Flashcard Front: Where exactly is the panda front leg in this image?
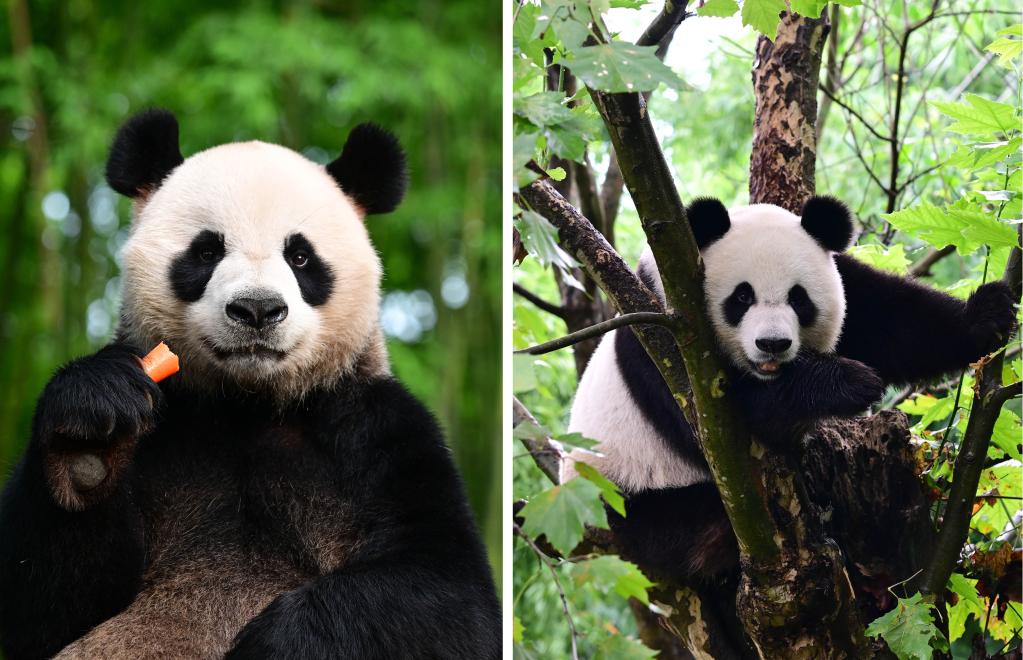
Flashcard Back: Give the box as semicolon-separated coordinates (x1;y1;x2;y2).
834;253;1017;386
0;344;155;660
225;555;502;659
732;350;885;438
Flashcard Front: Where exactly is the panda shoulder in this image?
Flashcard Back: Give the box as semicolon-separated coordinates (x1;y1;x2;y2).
320;377;451;465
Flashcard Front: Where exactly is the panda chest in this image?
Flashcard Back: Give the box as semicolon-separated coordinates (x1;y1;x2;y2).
136;421;360;577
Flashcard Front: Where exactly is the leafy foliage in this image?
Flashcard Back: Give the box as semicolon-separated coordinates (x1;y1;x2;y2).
515;1;1020;656
520;478;609;555
865;593;943;660
567;43;684;92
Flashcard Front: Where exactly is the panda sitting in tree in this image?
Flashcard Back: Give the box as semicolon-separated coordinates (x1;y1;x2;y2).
564;196;1017;583
0;110;501;660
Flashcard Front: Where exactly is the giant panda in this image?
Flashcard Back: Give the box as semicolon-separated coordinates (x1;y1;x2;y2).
0;109;501;659
564;196;1017;582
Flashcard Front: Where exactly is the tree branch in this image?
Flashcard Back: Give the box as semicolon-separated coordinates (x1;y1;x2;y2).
514;523;580;660
512;397;563;484
515;179;693;410
636;0;690;50
918;245;1022;597
886;0;940;215
818;84;892;143
909;245;956;278
513;283;568;318
515;312;674;356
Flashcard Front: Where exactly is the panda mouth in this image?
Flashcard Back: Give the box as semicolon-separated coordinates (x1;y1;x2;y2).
752;360;782;376
211;344;287;361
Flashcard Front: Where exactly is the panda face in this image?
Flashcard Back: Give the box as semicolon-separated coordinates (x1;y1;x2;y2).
120;142;383;397
108;110;407;400
700;204;847;380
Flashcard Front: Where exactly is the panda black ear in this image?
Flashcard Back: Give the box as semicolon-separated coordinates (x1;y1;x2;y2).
687;197;731;249
105;109;184;198
801;196;853;252
326;123;408;215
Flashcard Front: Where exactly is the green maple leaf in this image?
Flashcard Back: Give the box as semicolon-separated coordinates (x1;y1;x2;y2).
931;94;1018;136
573;555;654;604
741;0;786;41
568;42;683;93
519;478;608;554
865;593;942;660
698;0;740;18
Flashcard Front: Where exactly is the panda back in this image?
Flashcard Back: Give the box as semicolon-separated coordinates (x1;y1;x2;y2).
565;328;710;492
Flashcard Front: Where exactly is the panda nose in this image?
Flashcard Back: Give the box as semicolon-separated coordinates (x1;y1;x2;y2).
755;337;792;354
226;296;288;330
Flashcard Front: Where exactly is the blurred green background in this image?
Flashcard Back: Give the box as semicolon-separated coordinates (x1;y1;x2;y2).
0;1;502;576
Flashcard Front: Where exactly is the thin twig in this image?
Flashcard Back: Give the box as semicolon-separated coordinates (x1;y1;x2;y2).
819;84;892;142
513;523;580;660
513;283;568;318
513;397;563;484
515;312;674;355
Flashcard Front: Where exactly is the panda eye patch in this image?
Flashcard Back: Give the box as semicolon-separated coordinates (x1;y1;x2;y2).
787;284;818;327
284;233;335;306
169;230;225;303
723;282;755;327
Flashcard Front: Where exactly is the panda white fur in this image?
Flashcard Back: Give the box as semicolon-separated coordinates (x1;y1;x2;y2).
562;196;1016;581
0;109;500;659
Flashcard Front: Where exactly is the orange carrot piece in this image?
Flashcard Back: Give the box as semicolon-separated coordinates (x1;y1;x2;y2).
140;342;180;383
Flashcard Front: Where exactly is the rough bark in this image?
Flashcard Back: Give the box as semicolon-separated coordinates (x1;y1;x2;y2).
750;12;830;213
803;412;935;625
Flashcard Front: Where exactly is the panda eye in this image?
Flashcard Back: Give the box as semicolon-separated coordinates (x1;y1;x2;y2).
737;291;753;305
290;251;309;268
199;248;217;263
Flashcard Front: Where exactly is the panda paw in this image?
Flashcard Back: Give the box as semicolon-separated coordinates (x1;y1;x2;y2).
34;344;161;510
966;282;1017;356
831;357;884;415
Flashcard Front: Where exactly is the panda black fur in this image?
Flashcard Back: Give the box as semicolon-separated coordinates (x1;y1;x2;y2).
0;109;500;659
565;196;1017;583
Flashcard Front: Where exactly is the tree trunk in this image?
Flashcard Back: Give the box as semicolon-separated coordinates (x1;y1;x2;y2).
749;12;830;213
